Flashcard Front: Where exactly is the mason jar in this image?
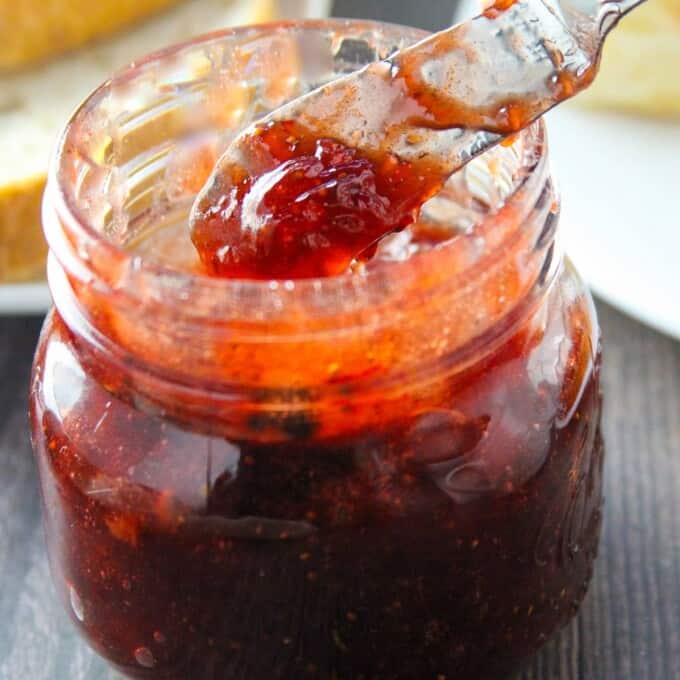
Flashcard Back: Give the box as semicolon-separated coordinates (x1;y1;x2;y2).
31;20;603;680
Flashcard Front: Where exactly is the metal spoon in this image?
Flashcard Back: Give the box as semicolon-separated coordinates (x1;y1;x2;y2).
191;0;645;250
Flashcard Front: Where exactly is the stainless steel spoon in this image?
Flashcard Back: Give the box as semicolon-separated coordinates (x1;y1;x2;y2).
192;0;646;235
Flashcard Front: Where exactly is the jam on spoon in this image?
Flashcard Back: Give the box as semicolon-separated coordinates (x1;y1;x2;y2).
190;122;443;279
190;0;646;279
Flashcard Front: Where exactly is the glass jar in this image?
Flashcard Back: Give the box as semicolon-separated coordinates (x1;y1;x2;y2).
31;20;603;680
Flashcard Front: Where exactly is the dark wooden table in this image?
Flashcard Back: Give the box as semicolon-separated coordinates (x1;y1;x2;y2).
1;2;679;679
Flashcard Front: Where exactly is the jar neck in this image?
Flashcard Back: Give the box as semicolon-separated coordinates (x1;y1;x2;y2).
44;122;560;440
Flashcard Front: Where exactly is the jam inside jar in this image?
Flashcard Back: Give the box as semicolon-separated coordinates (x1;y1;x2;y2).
31;20;603;680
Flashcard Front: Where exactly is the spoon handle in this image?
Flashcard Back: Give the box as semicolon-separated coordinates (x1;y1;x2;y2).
224;0;648;178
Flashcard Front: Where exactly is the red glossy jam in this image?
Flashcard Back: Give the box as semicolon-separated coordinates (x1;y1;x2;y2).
190;120;442;279
483;0;520;21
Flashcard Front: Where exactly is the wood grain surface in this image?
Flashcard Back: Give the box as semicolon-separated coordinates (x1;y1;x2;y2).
1;301;678;680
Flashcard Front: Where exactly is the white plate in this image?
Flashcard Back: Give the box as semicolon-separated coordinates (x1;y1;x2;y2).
547;106;680;340
0;283;51;314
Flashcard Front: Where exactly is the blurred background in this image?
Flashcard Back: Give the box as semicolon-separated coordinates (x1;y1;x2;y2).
0;1;678;679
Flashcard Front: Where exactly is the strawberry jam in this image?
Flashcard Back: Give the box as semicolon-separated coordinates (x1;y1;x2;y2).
32;20;604;680
31;278;603;679
190;121;442;279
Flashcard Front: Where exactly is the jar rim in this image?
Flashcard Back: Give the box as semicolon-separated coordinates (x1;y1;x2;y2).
45;18;549;330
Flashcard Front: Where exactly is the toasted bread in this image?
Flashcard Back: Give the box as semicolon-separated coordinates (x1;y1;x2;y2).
0;0;183;72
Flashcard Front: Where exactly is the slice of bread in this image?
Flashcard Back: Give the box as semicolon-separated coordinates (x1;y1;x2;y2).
0;0;277;282
0;0;182;72
579;0;680;117
0;175;45;282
